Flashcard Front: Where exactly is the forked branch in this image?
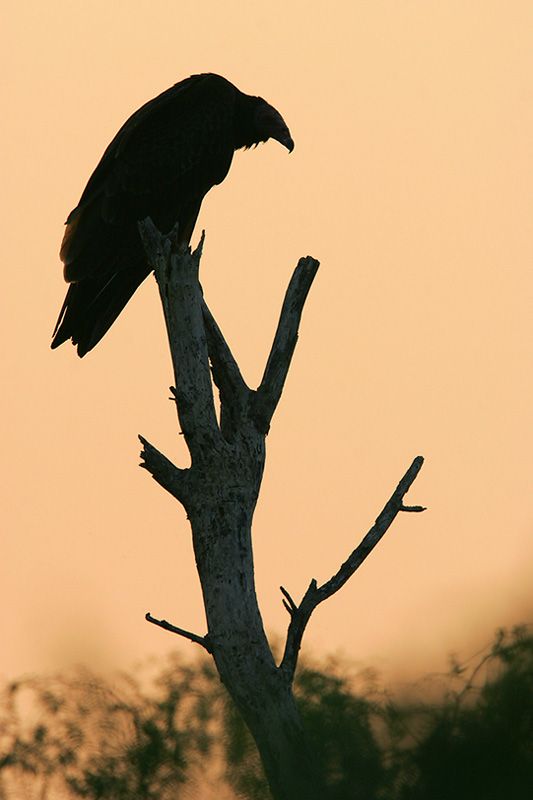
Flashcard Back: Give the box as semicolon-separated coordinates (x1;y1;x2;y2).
279;456;425;684
138;222;321;660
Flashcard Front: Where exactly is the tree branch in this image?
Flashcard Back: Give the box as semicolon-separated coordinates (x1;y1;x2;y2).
253;256;320;434
202;299;251;438
138;435;189;504
279;456;425;684
145;612;212;652
202;300;249;401
138;219;221;461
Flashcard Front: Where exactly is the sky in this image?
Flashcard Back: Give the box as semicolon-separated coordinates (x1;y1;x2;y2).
2;1;532;686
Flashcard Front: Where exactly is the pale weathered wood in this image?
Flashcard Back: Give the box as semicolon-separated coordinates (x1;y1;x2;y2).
279;455;425;684
138;219;325;799
137;218;425;799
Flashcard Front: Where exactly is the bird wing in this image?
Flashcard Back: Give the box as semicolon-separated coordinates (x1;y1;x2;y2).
61;74;237;279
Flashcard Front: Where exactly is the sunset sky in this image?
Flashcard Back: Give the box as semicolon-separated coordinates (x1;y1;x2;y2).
2;1;532;685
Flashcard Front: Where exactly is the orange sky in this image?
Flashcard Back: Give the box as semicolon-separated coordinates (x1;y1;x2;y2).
2;1;532;685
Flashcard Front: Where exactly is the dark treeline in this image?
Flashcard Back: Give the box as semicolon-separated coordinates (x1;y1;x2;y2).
1;626;532;799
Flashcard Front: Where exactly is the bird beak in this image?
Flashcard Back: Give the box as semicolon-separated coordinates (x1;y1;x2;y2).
275;131;295;153
257;101;294;152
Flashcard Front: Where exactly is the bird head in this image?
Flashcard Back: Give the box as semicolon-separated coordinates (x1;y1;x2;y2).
253;99;294;152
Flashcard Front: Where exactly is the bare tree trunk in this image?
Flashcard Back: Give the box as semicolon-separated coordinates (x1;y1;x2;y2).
185;446;325;798
138;220;425;799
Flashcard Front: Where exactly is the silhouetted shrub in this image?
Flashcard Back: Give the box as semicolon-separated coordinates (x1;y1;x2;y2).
1;627;531;799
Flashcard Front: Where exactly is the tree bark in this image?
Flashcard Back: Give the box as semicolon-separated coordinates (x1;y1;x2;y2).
138;221;325;797
137;220;425;799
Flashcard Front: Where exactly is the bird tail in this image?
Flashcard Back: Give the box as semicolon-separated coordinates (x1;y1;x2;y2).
51;263;151;357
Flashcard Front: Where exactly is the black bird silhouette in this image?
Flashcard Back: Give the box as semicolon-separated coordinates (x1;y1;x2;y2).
52;73;293;357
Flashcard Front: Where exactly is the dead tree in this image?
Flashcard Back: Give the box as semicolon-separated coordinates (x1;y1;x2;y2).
137;219;425;800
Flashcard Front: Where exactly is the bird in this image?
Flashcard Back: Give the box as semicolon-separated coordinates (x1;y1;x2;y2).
51;73;294;357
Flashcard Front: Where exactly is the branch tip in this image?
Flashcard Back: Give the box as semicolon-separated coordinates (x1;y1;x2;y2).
282;600;294;617
193;230;206;259
280;586;297;613
145;612;211;652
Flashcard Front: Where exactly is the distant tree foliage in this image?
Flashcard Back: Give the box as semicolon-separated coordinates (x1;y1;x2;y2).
1;627;531;799
391;626;533;800
0;659;221;799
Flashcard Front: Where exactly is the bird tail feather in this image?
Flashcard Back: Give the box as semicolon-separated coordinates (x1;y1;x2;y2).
51;263;151;357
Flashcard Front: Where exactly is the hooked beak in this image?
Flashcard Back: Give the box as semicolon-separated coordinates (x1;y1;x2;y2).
274;131;295;153
256;100;295;153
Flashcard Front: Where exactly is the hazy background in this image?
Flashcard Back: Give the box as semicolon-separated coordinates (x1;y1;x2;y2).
2;1;532;684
